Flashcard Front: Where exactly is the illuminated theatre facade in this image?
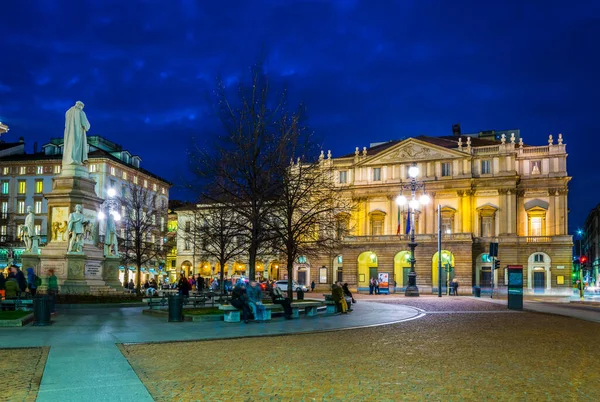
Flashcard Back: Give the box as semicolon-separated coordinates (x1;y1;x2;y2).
308;132;573;294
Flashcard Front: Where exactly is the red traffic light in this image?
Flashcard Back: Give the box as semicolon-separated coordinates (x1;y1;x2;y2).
580;256;588;264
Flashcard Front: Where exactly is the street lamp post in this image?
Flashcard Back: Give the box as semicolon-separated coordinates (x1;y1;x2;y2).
395;164;429;297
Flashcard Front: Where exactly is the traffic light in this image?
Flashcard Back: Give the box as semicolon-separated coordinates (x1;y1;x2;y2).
580;256;588;267
494;259;501;271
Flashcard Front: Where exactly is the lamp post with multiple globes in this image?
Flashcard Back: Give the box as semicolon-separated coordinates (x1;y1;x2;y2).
395;163;429;297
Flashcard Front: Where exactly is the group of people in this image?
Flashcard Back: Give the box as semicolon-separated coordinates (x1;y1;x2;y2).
332;282;355;313
0;265;58;311
230;279;294;323
369;277;381;295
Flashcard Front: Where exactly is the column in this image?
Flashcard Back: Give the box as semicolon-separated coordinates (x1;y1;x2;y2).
516;190;525;236
498;189;507;234
547;189;556;236
461;190;472;233
363;198;369;235
387;195;395;235
560;188;568;234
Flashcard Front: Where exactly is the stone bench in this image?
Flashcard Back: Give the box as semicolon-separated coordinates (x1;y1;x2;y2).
1;299;34;311
323;300;338;314
290;301;324;318
143;296;211;310
218;303;282;323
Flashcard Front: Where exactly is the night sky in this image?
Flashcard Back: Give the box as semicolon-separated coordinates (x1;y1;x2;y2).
1;0;599;233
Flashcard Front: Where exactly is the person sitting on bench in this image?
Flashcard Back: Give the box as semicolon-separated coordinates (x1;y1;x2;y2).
270;286;293;320
230;280;251;324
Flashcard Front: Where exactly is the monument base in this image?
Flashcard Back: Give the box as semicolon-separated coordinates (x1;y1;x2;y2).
103;257;123;291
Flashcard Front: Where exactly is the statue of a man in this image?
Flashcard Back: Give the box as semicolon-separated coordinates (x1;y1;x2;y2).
104;213;119;257
63;101;90;166
23;206;35;252
67;205;87;253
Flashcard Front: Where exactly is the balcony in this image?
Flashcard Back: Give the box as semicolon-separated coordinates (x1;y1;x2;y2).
343;233;473;243
475;235;572;245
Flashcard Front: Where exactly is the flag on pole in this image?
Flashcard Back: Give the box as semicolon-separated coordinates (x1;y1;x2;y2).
396;208;401;235
405;210;411;234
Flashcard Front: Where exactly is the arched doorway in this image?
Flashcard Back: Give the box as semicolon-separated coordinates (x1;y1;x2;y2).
394;251;411;289
294;256;310;286
256;261;265;280
333;255;343;283
357;251;378;292
432;251;454;293
268;261;280;280
527;252;551;293
181;260;192;278
475;253;495;290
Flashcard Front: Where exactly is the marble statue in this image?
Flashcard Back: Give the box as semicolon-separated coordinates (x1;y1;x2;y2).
22;206;36;252
104;213;119;257
63;101;90;166
67;205;88;253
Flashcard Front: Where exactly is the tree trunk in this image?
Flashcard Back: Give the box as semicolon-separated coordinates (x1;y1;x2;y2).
287;255;295;302
219;262;225;295
248;244;257;281
136;264;141;295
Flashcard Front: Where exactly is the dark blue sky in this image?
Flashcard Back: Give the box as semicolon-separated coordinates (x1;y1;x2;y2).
1;0;599;232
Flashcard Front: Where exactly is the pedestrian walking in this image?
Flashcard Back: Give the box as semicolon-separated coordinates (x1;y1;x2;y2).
178;274;190;297
0;271;5;299
26;267;41;297
310;280;315;292
47;269;59;313
374;278;380;295
451;278;459;296
369;278;375;295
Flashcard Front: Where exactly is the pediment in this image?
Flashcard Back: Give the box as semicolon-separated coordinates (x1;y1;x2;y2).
360;138;467;166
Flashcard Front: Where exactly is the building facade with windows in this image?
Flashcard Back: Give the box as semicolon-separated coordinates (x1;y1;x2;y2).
582;205;600;287
0;134;171;274
307;132;572;294
170;130;572;295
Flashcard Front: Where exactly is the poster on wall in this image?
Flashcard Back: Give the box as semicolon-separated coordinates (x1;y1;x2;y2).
378;272;390;294
319;267;327;283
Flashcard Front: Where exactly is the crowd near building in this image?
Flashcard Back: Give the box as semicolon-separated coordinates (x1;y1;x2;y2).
172;127;573;295
0;131;170;284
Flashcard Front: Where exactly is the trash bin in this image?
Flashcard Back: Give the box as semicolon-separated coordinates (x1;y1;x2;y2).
33;295;52;326
473;286;481;298
168;294;184;322
296;288;305;300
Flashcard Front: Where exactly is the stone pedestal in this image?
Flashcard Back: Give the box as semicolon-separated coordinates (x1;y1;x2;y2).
40;170;113;294
103;257;123;290
61;253;90;294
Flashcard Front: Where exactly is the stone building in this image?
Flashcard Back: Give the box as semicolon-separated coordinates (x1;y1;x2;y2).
582;205;600;287
0;134;171;279
304;131;573;295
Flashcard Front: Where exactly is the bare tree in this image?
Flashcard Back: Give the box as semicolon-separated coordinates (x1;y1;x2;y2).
189;63;299;280
270;153;355;300
185;203;248;293
119;182;168;293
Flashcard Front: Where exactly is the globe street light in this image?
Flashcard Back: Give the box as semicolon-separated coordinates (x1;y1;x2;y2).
396;163;429;297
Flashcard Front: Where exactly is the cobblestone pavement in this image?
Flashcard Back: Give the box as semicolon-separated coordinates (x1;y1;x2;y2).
0;347;49;402
120;299;600;401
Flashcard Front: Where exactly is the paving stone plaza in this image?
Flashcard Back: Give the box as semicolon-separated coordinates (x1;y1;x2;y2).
2;296;600;401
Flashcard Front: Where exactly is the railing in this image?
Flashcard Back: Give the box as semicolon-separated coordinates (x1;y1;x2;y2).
475;235;572;244
345;234;572;244
520;146;550;155
343;233;473;243
472;145;500;155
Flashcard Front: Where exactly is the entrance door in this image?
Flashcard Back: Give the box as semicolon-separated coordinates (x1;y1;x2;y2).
337;268;343;283
403;268;411;288
297;271;307;286
369;267;378;283
533;271;545;293
481;269;492;290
